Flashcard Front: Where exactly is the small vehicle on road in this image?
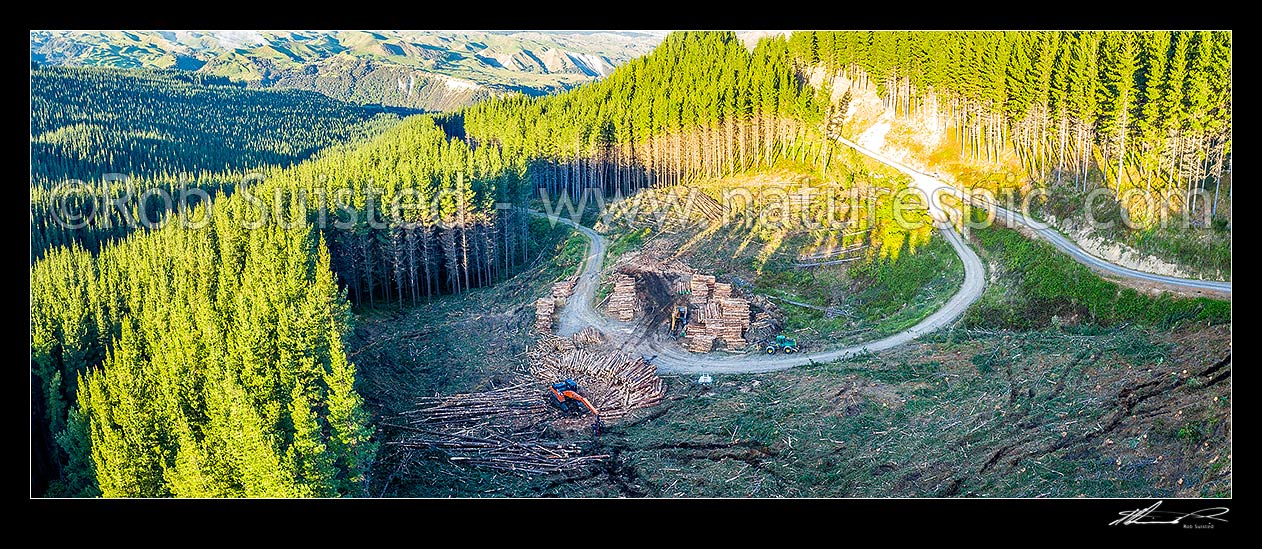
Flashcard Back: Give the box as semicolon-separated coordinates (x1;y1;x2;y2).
764;334;800;354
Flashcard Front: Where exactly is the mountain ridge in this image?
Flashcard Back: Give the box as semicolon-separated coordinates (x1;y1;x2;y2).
30;30;665;111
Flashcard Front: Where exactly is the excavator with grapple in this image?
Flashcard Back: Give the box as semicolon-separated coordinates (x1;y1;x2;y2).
548;379;603;435
669;302;690;339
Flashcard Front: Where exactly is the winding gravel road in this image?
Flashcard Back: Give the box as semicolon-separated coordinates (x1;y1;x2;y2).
832;135;1232;296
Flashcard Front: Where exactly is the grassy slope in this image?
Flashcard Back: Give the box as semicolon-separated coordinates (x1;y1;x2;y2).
752;235;962;347
962;216;1230;330
1036;190;1231;282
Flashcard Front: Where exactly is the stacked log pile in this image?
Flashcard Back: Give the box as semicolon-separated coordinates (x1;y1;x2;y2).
672;279;691;295
716;298;751;348
689;274;716;306
535;298;556;332
678;274;753;353
606;273;639;321
528;336;666;421
700;302;723;323
534;276;581;333
685;324;716;353
552;276;578;301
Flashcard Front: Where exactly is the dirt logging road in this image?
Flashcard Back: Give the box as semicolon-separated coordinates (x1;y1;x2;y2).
531;209;985;375
831;134;1232;297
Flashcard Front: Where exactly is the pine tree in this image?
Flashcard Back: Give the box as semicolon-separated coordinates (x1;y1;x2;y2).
1097;32;1138;196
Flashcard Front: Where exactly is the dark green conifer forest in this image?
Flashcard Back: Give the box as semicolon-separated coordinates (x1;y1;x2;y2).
784;31;1231;215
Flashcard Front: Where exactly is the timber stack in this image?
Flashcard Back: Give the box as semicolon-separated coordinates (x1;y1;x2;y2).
684;324;716;353
607;273;639;321
717;298;751;348
534;297;556;332
551;275;578;302
689;274;717;306
678;274;753;353
700;301;723;323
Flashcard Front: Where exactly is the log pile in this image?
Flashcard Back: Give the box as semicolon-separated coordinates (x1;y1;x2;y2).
535;333;577;354
693;191;726;220
607;273;639;321
723;298;752;330
686;330;716;353
528;336;666;420
571;326;603;347
534;297;556;332
390;383;607;475
716;298;751;348
390;326;667;477
552;276;578;301
672;279;691;295
677;277;753;352
700;301;723;323
748;311;783;342
400;383;549;431
689;274;716;306
749;294;784;319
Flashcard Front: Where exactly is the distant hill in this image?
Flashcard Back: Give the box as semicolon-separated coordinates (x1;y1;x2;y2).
30;66;398;184
30;31;665;111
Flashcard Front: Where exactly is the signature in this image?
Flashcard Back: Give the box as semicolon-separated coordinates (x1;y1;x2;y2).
1111;501;1229;526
